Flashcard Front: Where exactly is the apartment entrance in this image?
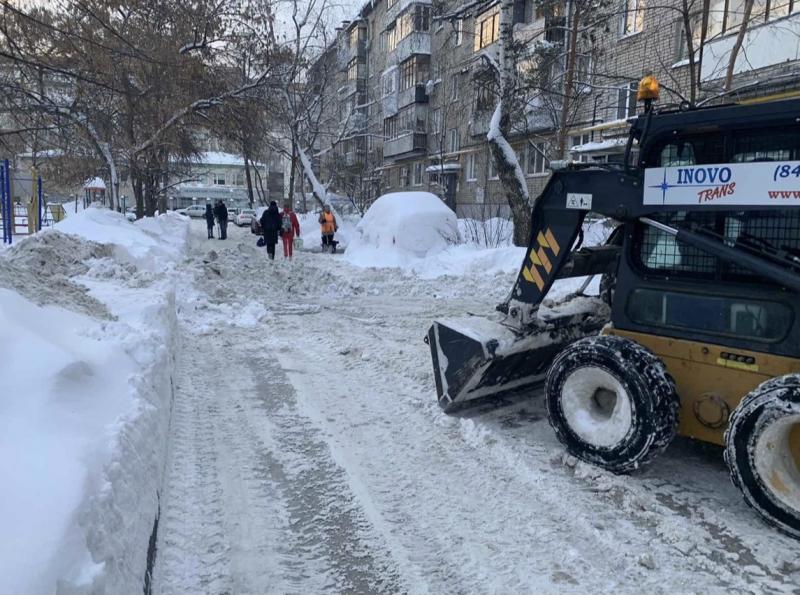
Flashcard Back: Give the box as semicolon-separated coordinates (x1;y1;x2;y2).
442;173;457;211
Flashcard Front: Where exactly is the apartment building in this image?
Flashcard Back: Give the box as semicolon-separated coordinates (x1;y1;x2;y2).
313;0;800;217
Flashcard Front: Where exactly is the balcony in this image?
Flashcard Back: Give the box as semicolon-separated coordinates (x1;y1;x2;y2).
346;38;367;62
397;84;428;108
382;91;399;118
345;150;366;167
389;31;430;66
700;14;800;81
339;77;366;98
470;110;492;136
385;0;431;27
383;132;427;157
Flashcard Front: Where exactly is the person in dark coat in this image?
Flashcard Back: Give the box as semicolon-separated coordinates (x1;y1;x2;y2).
214;200;228;240
204;203;215;239
259;201;281;260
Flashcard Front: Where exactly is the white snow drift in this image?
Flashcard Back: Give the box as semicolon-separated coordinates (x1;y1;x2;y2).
345;192;459;268
0;207;189;593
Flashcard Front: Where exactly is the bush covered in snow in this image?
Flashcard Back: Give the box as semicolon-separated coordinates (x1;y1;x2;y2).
344;191;459;268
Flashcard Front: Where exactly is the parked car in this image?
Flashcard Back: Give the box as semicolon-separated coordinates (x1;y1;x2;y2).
125;207;136;222
176;205;207;218
235;209;256;226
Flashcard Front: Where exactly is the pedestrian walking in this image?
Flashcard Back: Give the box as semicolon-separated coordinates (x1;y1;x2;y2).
280;201;300;259
259;201;281;260
318;204;338;253
204;203;214;239
214;200;229;240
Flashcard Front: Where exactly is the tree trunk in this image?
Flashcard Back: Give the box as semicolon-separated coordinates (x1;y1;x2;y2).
557;1;582;158
681;0;697;104
724;0;754;91
486;0;532;247
243;155;255;208
288;141;297;206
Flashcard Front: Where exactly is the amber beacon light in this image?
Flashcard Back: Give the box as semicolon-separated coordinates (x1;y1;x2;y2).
637;72;660;112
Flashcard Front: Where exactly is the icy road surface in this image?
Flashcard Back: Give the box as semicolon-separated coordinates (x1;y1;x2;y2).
153;221;800;593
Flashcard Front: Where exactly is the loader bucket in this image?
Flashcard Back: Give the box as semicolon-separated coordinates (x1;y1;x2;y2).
427;297;609;412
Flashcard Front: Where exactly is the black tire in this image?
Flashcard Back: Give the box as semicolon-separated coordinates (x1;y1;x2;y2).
546;335;679;474
724;374;800;539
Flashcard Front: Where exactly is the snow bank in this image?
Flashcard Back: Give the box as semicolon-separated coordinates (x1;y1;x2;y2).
0;207;188;593
55;207;189;272
344;192;459;268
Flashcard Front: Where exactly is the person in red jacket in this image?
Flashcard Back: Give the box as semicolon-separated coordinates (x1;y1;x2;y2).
279;201;301;259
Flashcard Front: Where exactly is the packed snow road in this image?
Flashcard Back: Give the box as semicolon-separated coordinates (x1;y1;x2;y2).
154;221;799;594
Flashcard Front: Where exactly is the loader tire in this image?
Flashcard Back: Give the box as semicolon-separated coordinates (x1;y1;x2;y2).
546;335;679;474
725;374;800;539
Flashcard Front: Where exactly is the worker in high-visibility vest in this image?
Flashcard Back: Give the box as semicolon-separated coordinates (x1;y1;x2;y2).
318;204;338;253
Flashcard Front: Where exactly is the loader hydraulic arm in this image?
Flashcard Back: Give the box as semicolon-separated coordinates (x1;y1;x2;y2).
501;168;641;325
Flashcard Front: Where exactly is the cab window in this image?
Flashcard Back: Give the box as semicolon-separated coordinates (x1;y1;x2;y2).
627;289;792;342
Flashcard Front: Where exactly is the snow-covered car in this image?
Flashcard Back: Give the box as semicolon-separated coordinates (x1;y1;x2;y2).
176;205;207;218
235;209;256;226
125;208;136;222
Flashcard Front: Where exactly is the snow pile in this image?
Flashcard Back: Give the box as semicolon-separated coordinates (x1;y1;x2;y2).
344;192;459;268
0;207;189;593
56;207;189;271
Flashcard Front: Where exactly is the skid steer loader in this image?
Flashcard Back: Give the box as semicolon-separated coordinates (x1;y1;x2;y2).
427;96;800;538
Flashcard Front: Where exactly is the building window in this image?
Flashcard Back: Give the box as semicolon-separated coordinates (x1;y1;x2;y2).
467;153;477;181
388;5;431;51
622;0;646;35
380;31;387;52
235;170;246;186
214;173;226;185
488;155;497;179
448;128;460;153
398;56;430;91
455;19;463;45
450;73;459;100
474;7;500;51
616;82;637;119
413;162;423;185
475;80;495;111
431;108;442;133
526;142;547;175
382;68;397;96
347;58;359;81
576;53;592;89
400;166;410;186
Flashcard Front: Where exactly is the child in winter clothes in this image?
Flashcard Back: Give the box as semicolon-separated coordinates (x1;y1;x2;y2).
280;202;301;258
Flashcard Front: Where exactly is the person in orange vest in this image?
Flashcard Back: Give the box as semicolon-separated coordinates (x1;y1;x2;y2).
280;201;301;259
318;204;338;253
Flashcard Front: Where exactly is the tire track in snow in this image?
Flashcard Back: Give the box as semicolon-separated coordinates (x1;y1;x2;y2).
154;232;405;594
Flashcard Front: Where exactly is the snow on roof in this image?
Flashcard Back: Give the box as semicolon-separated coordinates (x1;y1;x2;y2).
17;149;64;159
425;162;461;173
84;177;106;190
569;138;627;153
193;151;264;167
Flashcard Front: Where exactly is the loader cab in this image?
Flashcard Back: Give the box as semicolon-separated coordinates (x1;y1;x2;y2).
607;103;800;446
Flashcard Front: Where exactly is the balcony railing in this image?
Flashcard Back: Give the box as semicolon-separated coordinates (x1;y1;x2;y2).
389;31;430;66
397;84;428;108
383;132;427;157
346;39;367;62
